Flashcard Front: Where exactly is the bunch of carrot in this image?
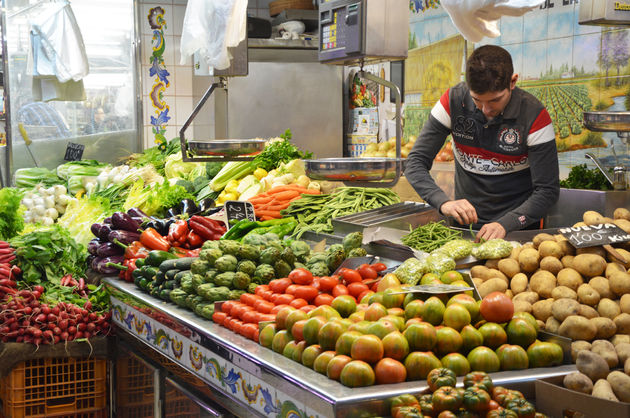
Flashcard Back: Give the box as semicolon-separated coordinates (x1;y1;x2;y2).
248;185;320;220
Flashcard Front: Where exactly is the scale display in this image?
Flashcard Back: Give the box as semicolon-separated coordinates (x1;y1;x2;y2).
319;1;363;62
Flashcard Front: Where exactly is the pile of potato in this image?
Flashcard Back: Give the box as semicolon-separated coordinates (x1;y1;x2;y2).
470;207;630;342
563;339;630;402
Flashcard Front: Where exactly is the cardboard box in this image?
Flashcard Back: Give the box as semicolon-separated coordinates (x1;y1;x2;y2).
349;108;379;135
535;375;630;418
346;144;368;158
347;134;378;145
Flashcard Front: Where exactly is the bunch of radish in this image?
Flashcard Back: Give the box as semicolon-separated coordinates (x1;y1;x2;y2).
0;241;20;300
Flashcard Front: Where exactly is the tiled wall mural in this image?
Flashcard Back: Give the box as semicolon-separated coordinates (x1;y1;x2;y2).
406;0;630;178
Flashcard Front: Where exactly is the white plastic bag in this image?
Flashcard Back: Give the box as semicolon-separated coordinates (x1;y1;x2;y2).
441;0;544;42
180;0;247;70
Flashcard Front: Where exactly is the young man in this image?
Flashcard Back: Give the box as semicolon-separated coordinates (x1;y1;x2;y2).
406;45;559;241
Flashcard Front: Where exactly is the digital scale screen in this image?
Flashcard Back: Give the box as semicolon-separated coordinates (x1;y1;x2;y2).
319;1;363;62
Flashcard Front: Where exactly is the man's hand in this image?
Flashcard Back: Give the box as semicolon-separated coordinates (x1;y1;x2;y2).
440;199;478;225
476;222;506;242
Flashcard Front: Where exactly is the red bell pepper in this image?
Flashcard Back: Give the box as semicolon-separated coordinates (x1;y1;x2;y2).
168;219;189;244
140;227;171;252
124;240;149;259
186;230;203;248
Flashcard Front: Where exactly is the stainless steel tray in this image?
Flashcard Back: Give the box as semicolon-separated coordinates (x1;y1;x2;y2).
304;157;405;181
332;201;438;234
188;139;266;157
584;111;630;132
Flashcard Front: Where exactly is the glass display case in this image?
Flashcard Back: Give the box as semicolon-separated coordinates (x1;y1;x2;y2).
0;0;141;185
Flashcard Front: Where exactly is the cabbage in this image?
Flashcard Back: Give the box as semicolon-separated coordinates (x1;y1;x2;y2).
164;153;205;180
57;196;112;246
14;168;63;188
56;160;108;180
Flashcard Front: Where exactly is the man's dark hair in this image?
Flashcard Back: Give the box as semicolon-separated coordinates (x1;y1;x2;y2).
465;45;513;93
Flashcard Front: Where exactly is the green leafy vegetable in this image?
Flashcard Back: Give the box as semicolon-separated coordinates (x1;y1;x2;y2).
0;188;24;240
127;137;181;176
560;164;612;190
14;167;63;188
57;195;113;246
252;130;313;172
123;179;194;216
9;225;87;285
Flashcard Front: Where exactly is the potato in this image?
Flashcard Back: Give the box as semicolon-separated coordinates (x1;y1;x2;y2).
591;339;619;368
529;270;557;298
577;284;600;306
538;240;564;259
608;248;630;268
592;318;618;340
504;289;514;299
470;265;496;282
485;259;499;270
498;258;520;279
478;278;508;298
556;238;576;257
579;304;599;319
602;217;616;224
614;207;630;221
513;291;539;305
557;268;584;291
626;358;630;375
592;379;619;401
522;242;535;250
561;255;575;269
546;316;560;334
589;276;614;299
598;298;622;319
607;371;630;402
540;256;564;275
518;248;540;273
621;294;630;314
609;271;630;297
576;350;610;381
571;340;592;362
532;298;554;322
612;334;630;346
614;313;630;334
573;221;587;227
573;254;607;277
613;219;630;234
533;233;556;248
605;262;627;278
509;246;522;260
559;315;597;341
615;342;630;365
510;273;528;295
552;298;581;322
513;300;532;314
576;246;607;258
536;319;545;330
563;372;594;394
552;285;578;300
472;277;484;288
584;210;605;226
487;269;509;285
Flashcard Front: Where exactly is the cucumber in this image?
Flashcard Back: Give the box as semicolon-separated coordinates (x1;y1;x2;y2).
165;269;180;280
163;280;177;290
174;257;196;271
154;271;166;285
175;270;192;281
159;258;180;272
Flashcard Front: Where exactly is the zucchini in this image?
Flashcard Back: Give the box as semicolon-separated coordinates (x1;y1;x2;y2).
165;269;180;280
163;280;177;290
174;257;197;271
159;258;180;272
154;271;166;285
175;270;192;281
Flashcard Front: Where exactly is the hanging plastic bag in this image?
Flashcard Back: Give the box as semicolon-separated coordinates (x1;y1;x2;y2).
180;0;247;70
441;0;544;42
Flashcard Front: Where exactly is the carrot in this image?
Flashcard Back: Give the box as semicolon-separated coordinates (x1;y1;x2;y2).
248;195;273;204
255;209;282;218
264;204;291;211
268;190;300;201
265;185;303;193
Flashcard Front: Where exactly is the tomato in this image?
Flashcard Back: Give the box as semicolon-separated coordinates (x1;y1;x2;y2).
241;310;259;324
371;262;387;272
240;293;259;307
381;331;410;361
269;278;292;294
358;290;373;304
254;285;269;296
327;354;353;381
269;293;282;305
231;304;250;319
212;311;227;325
311;277;321;290
271;304;290;315
427;367;457;392
479;292;514;323
259;314;276;322
374;357;407;384
462;386;491;413
291;319;308;342
404;351;442;381
347;282;369;298
299;304;316;314
314;293;334;306
339;360;375;387
294;285;319;302
221;300;236;315
258;323;276;348
487;409;518;418
232;320;244;335
463;371;494;392
526;341;563;368
241;323;258;340
496;344;529;371
357;264;378;280
275;294;295;306
505;398;536;418
431;386;463;413
332;284;350;297
289;268;313;285
505;318;537;348
285;285;299;295
339;268;362;284
254;300;275;314
289;298;308;309
259;290;274;301
319;276;339;292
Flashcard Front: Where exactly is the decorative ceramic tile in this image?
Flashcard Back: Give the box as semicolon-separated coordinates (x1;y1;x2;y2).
146;6;171;149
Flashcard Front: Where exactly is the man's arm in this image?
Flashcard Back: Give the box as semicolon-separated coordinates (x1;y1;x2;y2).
406;92;453;211
496;109;560;232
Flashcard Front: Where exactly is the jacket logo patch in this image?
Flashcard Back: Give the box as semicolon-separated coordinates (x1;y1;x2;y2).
498;127;522;152
453;116;475;141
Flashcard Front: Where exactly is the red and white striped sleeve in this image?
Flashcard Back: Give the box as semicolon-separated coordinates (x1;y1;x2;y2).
527;108;555;146
430;89;452;129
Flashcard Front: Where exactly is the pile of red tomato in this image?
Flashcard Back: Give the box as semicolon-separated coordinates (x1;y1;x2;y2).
211;263;387;341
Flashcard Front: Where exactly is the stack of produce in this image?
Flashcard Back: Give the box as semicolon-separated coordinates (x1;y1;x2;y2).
282;187;401;238
21;184;71;226
248;185;321;220
469;207;630;343
387;369;543;417
401;220;464;253
221;217;297;241
359;136;416;159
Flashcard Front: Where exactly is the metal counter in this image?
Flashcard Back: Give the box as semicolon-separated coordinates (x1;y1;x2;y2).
106;279;576;418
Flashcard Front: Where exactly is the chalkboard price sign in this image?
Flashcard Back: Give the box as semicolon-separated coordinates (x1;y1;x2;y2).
64;142;85;161
558;223;630;248
224;200;256;228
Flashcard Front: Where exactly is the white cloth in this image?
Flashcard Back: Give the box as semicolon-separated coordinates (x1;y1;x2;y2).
180;0;247;70
29;0;89;83
441;0;544;42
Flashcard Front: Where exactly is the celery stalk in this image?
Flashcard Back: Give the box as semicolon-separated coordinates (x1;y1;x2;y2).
209;161;254;192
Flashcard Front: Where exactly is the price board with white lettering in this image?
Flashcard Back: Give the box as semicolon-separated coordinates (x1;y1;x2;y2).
224;200;256;228
63;142;85;161
558;223;630;248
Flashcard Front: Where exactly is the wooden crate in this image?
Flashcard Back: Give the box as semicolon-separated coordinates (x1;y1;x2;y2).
269;0;315;16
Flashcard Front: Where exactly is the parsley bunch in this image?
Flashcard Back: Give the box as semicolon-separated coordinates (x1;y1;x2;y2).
0;188;24;241
253;129;313;172
559;164;613;190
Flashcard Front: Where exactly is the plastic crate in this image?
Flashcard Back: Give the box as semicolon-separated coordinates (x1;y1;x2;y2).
115;403;154;418
165;383;200;418
0;357;107;418
115;355;154;407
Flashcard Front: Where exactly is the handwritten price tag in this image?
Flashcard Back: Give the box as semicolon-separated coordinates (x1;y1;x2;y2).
558;223;630;248
63;142;84;161
224;201;256;228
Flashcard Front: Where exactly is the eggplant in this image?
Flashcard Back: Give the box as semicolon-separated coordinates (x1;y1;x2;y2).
145;217;175;236
108;230;141;245
127;207;149;219
91;255;124;275
87;239;102;255
166;207;180;218
179;199;198;216
96;241;124;257
91;223;104;238
103;216;112;224
98;224;113;241
112;212;141;232
197;198;216;213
